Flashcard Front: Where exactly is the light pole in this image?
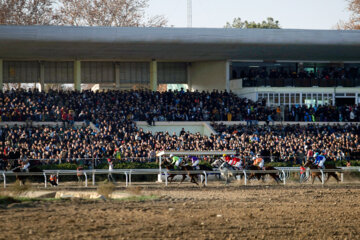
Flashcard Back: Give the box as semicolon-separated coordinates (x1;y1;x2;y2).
187;0;192;28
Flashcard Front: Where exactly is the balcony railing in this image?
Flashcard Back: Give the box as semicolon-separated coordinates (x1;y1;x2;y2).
241;78;360;88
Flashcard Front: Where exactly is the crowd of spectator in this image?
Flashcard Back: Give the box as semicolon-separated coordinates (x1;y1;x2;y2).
1;89;360;123
0;89;360;169
237;66;360;81
0;121;359;169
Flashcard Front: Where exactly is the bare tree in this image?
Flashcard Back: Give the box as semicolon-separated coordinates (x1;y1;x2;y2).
0;0;56;25
56;0;167;27
337;0;360;29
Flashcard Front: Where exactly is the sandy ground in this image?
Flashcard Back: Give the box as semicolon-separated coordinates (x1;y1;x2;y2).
0;181;359;240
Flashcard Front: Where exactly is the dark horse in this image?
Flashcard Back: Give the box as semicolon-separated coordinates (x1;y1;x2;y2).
162;160;199;185
246;165;281;184
7;160;43;185
303;160;340;184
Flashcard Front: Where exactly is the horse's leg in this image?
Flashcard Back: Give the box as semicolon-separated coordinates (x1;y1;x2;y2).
311;174;316;184
271;174;280;184
325;173;331;183
317;174;322;183
192;175;199;185
179;174;186;184
330;173;340;183
168;174;175;184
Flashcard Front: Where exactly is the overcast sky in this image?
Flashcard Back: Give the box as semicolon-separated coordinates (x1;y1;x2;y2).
147;0;350;29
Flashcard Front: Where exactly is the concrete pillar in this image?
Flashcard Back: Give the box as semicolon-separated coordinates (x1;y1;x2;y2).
149;60;158;91
39;62;45;92
74;60;81;91
0;59;3;92
115;63;121;89
187;63;192;91
226;61;230;92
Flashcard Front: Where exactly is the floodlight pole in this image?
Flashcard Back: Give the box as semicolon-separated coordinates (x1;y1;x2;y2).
187;0;192;28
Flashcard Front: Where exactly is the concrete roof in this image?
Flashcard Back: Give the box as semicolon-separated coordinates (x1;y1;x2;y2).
1;25;360;61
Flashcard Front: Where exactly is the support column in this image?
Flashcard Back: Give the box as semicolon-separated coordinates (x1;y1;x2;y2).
39;62;45;92
115;63;121;89
225;60;230;92
0;59;3;92
74;60;81;91
187;63;192;91
149;60;158;91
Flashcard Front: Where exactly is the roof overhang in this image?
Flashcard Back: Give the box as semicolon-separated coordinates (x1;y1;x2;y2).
1;26;360;61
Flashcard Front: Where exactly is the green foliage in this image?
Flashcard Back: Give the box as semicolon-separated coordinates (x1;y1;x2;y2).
225;17;281;29
40;163;80;170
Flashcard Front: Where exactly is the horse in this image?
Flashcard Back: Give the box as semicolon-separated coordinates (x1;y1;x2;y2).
303;160;340;184
162;160;199;185
246;165;281;184
211;159;243;184
7;160;43;185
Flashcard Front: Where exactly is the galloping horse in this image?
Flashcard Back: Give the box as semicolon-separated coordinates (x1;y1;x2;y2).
7;160;43;185
303;160;340;184
211;159;243;184
246;165;281;184
162;160;199;185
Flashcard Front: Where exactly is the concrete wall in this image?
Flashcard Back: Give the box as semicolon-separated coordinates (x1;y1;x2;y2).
189;61;228;91
136;122;216;136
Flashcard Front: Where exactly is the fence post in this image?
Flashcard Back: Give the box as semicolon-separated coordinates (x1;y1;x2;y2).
43;172;47;188
165;171;168;186
243;170;247;185
56;171;59;185
320;169;324;185
92;170;95;186
341;172;344;182
124;172;128;187
282;170;286;185
129;170;132;186
200;174;204;184
203;171;207;186
84;172;88;187
3;172;6;188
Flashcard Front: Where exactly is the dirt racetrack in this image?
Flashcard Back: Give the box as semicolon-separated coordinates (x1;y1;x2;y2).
0;183;360;240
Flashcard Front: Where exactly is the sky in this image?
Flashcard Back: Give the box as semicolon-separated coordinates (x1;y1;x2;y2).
147;0;351;29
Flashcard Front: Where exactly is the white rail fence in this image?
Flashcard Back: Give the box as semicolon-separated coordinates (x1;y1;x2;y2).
1;167;360;188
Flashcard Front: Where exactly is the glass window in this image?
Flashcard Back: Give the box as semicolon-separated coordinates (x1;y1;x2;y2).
269;93;274;105
296;93;300;104
274;94;279;105
280;93;284;105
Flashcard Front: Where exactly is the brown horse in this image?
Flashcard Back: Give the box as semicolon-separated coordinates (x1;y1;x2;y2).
303;160;340;184
7;160;43;185
247;165;281;184
162;160;199;185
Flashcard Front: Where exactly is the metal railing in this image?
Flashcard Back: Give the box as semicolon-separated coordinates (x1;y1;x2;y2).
1;167;359;188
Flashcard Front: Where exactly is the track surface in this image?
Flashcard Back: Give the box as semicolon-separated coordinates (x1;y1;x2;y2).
0;182;360;240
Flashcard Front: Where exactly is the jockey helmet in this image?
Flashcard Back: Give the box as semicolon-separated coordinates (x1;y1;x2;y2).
223;154;227;157
170;154;173;158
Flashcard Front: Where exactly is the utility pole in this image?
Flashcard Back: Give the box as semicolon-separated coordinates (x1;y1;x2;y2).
187;0;192;28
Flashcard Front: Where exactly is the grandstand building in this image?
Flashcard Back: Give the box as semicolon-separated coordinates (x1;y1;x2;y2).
1;26;360;106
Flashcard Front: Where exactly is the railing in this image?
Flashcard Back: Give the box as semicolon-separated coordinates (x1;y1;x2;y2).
242;77;360;88
1;167;359;188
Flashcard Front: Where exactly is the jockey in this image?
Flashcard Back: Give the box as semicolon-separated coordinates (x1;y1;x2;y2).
223;154;231;163
231;156;243;169
21;160;31;172
313;152;326;169
170;154;182;169
190;156;200;170
253;154;265;169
